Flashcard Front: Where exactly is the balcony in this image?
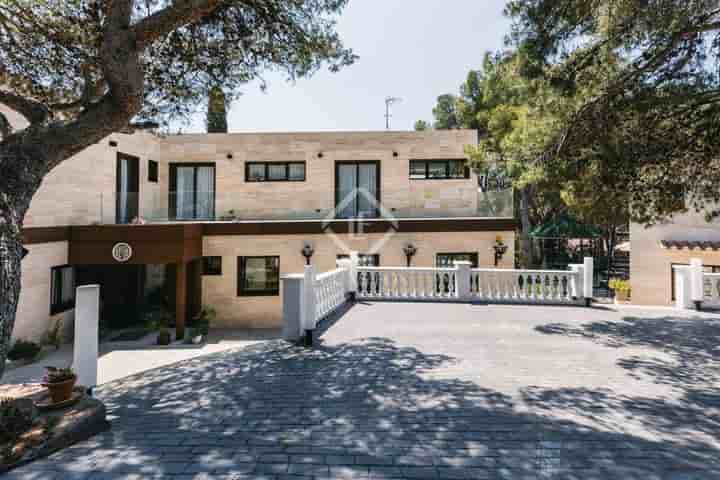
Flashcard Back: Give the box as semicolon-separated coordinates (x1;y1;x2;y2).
98;188;514;225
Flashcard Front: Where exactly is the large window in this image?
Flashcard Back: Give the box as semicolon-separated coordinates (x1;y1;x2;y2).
169;163;216;220
238;256;280;296
410;159;469;180
50;265;75;315
436;253;479;268
335;161;380;218
245;162;306;182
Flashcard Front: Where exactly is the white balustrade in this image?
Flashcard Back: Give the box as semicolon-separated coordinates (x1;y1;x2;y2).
313;267;350;324
471;268;580;304
356;267;460;300
703;273;720;307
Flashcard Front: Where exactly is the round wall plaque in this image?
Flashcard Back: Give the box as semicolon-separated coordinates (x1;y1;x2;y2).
111;242;133;263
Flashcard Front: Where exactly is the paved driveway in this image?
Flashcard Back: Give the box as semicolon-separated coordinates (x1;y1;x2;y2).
8;303;720;479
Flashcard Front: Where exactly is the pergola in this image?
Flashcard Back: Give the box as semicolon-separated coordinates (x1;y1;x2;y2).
529;214;601;269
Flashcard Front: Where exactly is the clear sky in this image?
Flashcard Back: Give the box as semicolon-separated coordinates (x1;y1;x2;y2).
177;0;511;133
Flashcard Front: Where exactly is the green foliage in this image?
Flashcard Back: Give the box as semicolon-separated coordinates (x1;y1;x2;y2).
43;366;75;383
413;120;429;131
206;86;228;134
505;0;720;223
7;340;41;362
191;307;216;336
0;398;34;446
609;278;631;292
432;94;460;129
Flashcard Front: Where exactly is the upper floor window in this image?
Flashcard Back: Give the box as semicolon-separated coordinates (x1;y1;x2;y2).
169;163;216;220
50;265;75;315
410;159;469;180
245;162;306;182
148;160;159;183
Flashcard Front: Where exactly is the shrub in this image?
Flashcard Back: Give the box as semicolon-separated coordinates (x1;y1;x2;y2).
43;366;75;383
7;340;41;361
609;278;631;292
0;398;34;445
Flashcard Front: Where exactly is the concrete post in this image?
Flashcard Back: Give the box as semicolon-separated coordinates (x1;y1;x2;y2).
674;265;693;310
583;257;594;306
690;258;704;310
348;251;359;296
569;265;582;299
281;274;304;341
301;265;316;346
74;285;100;392
455;261;472;300
336;258;353;298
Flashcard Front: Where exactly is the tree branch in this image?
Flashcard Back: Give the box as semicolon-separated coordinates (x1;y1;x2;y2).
132;0;230;49
0;111;10;138
0;90;49;124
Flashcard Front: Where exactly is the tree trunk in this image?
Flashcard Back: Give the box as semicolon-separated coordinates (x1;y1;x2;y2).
519;188;533;268
0;219;24;379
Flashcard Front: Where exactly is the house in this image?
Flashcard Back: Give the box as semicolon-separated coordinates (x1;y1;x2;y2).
7;109;516;342
630;211;720;305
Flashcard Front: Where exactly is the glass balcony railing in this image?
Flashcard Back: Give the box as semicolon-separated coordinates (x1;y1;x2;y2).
92;188;514;225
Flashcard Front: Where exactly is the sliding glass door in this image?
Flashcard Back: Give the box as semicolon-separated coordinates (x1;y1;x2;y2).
116;153;139;224
335;161;380;218
170;163;215;220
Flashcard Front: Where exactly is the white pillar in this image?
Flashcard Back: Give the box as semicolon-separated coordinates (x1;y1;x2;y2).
568;265;582;299
690;258;704;308
455;261;472;300
583;257;594;306
348;251;359;295
73;284;100;391
281;274;304;341
674;265;693;310
301;264;317;331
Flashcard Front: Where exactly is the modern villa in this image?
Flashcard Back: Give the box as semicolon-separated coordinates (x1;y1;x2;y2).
7;104;516;342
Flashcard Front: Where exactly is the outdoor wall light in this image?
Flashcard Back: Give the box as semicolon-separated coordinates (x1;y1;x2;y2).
301;243;315;265
393;151;399;157
403;243;417;267
317;152;324;158
108;140;118;147
226;153;233;159
493;235;508;267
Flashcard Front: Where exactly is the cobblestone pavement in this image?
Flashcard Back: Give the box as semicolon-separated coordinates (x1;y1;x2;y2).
8;303;720;479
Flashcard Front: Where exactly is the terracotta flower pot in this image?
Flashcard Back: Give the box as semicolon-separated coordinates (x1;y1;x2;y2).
614;289;630;302
43;376;77;403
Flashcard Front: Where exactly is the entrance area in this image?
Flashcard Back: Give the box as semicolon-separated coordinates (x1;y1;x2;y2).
75;261;202;335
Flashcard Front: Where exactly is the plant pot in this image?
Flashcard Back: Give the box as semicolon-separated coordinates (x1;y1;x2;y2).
192;335;203;345
43;376;77;404
614;290;630;302
157;330;172;345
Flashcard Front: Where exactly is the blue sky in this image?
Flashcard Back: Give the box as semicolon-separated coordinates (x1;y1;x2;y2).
178;0;510;133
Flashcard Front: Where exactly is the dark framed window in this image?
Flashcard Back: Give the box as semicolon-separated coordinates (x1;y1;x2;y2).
671;262;720;300
409;159;470;180
169;163;216;220
436;253;479;268
148;160;159;183
335;161;381;218
202;257;222;276
245;162;306;182
238;256;280;296
50;265;75;315
337;254;380;267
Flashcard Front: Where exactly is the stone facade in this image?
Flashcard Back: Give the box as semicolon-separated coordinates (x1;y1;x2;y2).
203;230;515;328
631;211;720;306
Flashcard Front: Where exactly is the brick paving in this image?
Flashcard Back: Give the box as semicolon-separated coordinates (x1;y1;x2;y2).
7;303;720;479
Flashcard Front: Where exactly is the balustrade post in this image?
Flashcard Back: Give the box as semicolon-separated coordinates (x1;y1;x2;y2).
348;251;359;298
583;257;594;307
569;265;582;300
455;261;472;300
690;258;704;310
301;264;316;347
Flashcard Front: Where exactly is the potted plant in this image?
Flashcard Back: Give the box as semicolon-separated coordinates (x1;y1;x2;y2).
156;311;173;345
609;278;631;303
42;366;77;403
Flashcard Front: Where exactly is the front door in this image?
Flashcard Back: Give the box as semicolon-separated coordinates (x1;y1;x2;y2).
116;153;139;224
335;161;380;218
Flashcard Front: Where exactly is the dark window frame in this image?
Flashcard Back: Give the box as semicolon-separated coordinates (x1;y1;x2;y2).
237;256;281;297
50;265;75;315
168;162;216;220
244;161;306;182
202;256;222;276
436;252;479;268
148;160;159;183
334;160;381;219
409;159;470;180
337;253;380;267
116;152;140;224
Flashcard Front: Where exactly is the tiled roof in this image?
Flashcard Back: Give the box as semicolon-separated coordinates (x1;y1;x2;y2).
660;240;720;251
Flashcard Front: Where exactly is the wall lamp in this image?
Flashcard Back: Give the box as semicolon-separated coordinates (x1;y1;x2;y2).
403;243;417;267
317;152;324;159
108;140;118;148
226;153;233;160
301;243;315;265
493;235;508;267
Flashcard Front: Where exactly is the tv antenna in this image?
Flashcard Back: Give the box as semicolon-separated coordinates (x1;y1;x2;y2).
385;96;402;130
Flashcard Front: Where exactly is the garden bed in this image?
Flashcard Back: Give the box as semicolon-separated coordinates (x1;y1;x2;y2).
0;384;109;474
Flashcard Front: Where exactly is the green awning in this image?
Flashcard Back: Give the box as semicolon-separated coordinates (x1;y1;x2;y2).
529;214;601;239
